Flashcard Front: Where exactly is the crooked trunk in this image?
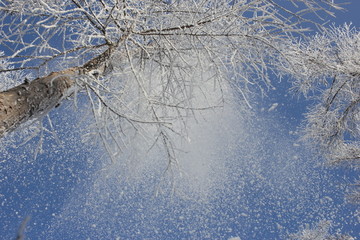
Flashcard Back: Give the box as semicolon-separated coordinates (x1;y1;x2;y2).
0;68;78;138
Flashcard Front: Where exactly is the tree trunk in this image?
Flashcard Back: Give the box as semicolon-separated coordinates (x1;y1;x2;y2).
0;46;113;138
0;68;78;138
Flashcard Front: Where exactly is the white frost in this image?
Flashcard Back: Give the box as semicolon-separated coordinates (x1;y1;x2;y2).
268;103;279;112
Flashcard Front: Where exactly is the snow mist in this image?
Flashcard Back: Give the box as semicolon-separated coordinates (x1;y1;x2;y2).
0;80;357;239
47;95;356;239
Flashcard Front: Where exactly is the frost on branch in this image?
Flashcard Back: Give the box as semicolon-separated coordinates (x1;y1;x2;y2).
277;24;360;205
279;25;360;166
288;220;354;240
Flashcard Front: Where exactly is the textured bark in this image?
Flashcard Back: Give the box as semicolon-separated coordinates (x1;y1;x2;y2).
0;68;78;137
0;46;112;138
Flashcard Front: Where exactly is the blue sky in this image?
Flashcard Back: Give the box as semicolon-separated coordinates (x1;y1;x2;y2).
1;1;360;240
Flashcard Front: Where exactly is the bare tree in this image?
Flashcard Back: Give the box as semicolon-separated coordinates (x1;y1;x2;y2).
0;0;341;163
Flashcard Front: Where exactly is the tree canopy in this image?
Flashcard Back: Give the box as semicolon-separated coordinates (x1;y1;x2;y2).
0;0;344;163
0;0;359;239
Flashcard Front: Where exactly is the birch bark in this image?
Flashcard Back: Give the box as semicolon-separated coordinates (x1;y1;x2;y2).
0;68;77;137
